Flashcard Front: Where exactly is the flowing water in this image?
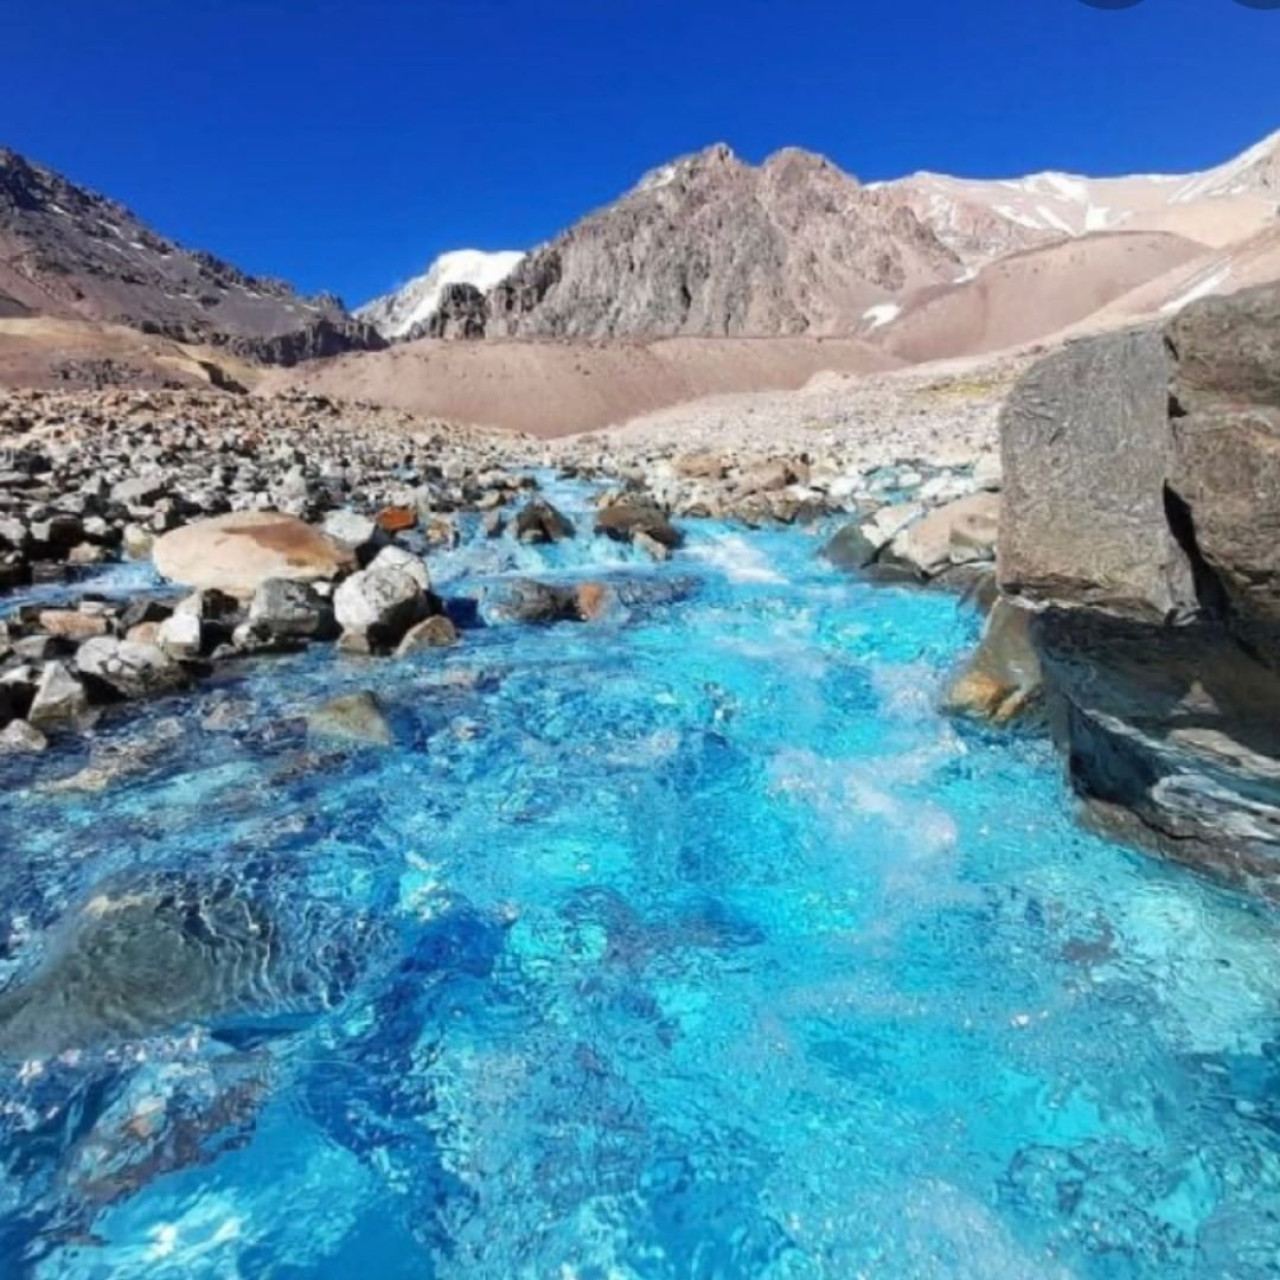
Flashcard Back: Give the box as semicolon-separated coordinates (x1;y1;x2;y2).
1;481;1279;1278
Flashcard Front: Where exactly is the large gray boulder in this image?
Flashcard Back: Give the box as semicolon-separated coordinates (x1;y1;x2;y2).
993;285;1280;887
333;558;429;649
999;326;1196;622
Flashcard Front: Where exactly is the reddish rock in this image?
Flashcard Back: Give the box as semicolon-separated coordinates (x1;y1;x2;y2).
376;506;418;534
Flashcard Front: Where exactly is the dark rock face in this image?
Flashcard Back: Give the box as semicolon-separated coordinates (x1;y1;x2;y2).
421;283;489;340
1166;286;1280;665
997;282;1280;887
1000;327;1195;622
0;148;382;365
221;317;386;367
1035;610;1280;888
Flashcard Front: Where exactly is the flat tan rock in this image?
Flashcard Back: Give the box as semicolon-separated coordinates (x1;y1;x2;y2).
153;511;355;597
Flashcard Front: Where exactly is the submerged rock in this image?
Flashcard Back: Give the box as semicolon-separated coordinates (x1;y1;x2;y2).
306;690;394;747
395;615;460;655
0;875;338;1058
483;578;583;625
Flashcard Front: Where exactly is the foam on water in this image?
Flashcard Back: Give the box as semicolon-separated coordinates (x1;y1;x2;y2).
0;491;1278;1277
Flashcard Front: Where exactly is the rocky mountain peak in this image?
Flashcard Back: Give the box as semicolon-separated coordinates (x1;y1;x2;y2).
0;146;383;366
482;143;957;340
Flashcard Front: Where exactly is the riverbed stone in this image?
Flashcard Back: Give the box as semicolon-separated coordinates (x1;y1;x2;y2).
153;510;355;597
0;720;47;754
75;636;188;700
155;610;203;661
943;599;1042;725
27;661;92;731
822;520;879;572
595;499;682;549
515;498;575;544
884;491;1000;577
333;560;429;649
247;578;336;641
36;609;110;642
394;615;459;655
306;690;394;747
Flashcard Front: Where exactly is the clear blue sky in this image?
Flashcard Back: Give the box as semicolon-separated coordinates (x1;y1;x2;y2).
7;0;1279;307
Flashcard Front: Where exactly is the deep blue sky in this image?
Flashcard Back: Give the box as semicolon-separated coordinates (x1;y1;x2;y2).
7;0;1279;306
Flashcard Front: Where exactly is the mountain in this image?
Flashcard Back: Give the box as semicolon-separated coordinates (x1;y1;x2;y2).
357;249;524;339
372;131;1277;349
0;147;384;365
873;230;1207;362
485;144;963;339
884;129;1280;266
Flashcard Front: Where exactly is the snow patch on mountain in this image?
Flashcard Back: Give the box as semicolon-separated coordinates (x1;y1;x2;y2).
358;249;525;339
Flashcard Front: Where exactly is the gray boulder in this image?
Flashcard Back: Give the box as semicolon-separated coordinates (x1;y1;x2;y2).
155;609;203;661
0;720;47;754
75;637;188;700
515;499;575;544
27;661;91;731
333;561;429;649
322;509;386;563
594;499;683;549
883;492;1000;578
1166;282;1280;663
1036;609;1280;888
248;578;336;641
822;520;879;572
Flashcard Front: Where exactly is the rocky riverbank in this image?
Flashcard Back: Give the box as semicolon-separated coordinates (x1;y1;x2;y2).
0;382;1005;762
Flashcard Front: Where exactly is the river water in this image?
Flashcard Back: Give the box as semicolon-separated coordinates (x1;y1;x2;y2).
1;481;1278;1277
